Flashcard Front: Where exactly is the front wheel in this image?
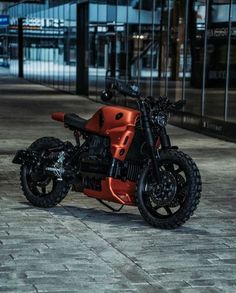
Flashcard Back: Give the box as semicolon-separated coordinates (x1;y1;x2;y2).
135;149;202;229
20;137;70;208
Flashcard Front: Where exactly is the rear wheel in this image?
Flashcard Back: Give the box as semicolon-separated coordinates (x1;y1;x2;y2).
20;137;70;208
136;149;201;229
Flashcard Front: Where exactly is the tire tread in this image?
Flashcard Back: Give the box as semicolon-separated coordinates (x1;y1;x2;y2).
20;137;70;208
135;149;202;229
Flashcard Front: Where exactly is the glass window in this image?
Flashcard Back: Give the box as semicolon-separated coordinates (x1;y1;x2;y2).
63;3;70;92
58;3;65;91
184;0;207;116
204;0;231;120
9;10;19;76
6;0;236;132
228;4;236;123
152;0;170;97
40;5;47;86
89;0;108;100
167;0;186;103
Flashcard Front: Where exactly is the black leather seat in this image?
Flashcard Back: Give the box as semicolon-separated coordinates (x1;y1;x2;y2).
64;113;87;130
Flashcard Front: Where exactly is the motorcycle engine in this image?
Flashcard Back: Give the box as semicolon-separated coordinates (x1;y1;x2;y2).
73;135;111;191
80;135;111;173
73;134;143;192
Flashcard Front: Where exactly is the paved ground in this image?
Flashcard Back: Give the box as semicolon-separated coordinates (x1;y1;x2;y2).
0;67;236;293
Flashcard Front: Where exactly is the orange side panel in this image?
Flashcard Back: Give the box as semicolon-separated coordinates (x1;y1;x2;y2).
84;177;136;205
51;112;65;122
85;106;140;161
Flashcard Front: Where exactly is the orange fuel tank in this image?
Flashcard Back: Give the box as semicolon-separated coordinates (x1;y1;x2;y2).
85;106;140;161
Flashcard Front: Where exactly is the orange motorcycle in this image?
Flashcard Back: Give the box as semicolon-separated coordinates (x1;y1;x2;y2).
13;79;201;228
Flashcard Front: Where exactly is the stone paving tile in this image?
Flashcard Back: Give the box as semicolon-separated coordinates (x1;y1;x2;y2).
0;285;36;293
168;288;224;293
0;68;236;292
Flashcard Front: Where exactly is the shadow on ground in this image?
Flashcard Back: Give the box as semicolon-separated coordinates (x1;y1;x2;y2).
14;201;209;235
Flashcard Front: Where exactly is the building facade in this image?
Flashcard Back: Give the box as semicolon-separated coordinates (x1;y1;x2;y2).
2;0;236;141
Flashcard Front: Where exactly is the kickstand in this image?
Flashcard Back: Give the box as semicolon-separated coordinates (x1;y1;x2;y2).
97;199;124;212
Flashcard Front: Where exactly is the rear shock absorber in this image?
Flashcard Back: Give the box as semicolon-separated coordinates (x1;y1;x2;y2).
46;152;65;180
74;130;81;146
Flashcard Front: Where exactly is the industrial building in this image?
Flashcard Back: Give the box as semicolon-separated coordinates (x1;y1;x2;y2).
0;0;236;140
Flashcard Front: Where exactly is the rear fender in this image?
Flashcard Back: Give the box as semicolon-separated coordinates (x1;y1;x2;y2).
12;150;39;165
12;144;66;165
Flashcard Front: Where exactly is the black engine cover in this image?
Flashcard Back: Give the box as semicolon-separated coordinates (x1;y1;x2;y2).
88;135;110;157
80;156;110;175
79;134;111;176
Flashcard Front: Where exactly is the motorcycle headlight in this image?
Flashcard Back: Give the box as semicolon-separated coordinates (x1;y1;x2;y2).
152;111;168;127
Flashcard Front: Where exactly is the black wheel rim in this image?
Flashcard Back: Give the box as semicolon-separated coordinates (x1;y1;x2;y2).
25;164;57;198
142;159;189;219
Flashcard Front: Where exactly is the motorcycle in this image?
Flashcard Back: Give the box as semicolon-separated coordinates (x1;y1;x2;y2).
13;78;201;229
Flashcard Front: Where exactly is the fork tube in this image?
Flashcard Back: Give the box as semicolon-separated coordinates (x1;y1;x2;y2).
140;100;161;183
160;127;171;149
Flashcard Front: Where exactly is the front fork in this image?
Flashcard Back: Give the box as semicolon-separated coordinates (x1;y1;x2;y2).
140;101;171;184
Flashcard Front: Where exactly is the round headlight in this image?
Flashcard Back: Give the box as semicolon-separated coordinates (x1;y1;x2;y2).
156;112;168;127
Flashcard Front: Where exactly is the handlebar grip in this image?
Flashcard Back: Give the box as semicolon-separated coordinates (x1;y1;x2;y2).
119;86;138;98
173;100;186;110
105;77;140;98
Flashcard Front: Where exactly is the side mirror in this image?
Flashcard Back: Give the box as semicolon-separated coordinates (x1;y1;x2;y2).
101;90;113;102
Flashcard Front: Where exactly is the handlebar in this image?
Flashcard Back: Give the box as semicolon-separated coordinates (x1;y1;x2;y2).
170;99;186;111
102;77;186;111
148;95;186;111
105;77;140;98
